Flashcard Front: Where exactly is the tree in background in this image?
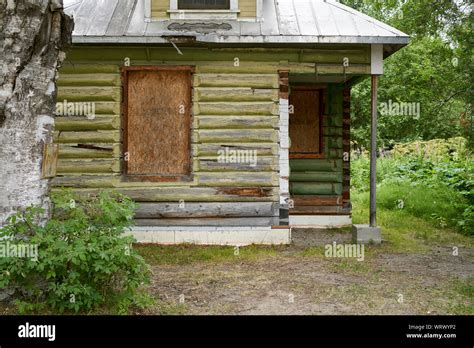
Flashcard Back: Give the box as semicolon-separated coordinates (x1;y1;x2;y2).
341;0;473;149
0;0;73;224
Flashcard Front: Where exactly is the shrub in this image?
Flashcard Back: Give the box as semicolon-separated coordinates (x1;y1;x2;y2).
351;137;473;235
0;190;151;313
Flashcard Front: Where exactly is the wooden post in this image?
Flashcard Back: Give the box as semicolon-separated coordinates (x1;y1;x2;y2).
370;75;378;227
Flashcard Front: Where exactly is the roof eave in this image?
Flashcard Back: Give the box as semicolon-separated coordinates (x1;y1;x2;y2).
71;35;410;46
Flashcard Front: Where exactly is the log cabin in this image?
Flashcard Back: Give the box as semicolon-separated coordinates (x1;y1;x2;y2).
53;0;409;244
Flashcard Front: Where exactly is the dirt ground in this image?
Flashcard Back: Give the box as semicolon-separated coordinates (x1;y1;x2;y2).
142;229;474;315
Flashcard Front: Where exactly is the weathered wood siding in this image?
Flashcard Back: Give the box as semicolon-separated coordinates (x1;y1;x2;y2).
54;46;366;224
152;0;168;19
239;0;257;18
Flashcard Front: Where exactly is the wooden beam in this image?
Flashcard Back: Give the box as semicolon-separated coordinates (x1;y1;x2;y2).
370;75;378;227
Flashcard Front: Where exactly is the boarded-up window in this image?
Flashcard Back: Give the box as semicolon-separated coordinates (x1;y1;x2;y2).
123;67;193;181
289;87;324;158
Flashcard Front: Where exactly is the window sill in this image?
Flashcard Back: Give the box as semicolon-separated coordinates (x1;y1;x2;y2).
168;9;240;20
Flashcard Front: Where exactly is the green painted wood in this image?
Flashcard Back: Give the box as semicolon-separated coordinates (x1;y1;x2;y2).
194;87;278;102
290;182;342;195
66;46;370;64
57;73;121;87
60;64;120;74
290;171;343;183
55;116;120;131
195;102;279;115
54;130;120;143
58;144;119;159
194;74;279;88
193;143;278;156
195;129;278;143
51;186;280;202
196;115;278;129
289;159;341;172
57;159;120;174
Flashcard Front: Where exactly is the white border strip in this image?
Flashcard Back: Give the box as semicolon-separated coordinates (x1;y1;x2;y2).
289;215;352;228
126;226;291;246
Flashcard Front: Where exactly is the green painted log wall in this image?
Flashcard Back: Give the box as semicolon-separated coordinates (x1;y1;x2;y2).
53;46;363;222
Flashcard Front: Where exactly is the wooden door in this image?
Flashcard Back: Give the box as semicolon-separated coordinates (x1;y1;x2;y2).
123;67;192;181
289;87;324;158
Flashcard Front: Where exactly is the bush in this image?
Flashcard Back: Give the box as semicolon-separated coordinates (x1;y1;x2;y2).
0;190;151;313
351;138;473;235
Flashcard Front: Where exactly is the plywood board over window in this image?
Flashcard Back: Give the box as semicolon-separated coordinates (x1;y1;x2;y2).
122;66;194;182
289;86;325;159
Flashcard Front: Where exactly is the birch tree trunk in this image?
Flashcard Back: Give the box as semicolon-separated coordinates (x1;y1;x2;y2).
0;0;73;224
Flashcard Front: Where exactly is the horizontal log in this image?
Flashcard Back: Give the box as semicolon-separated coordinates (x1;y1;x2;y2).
57;159;120;174
194;74;279;88
57;73;121;87
193;143;278;156
290;182;342;195
135;202;279;218
196;116;278;129
323;115;344;127
54;130;120;143
194;87;278;102
197;172;279;187
55;116;120;131
57;86;121;102
60;64;120;74
290;159;342;172
327;149;343;159
58;144;120;159
194;102;279;115
195;129;278;143
92;102;120;115
196;156;277;172
291;195;343;206
51;186;279;202
290;171;343;183
323;127;343;136
327;137;343;149
197;61;282;74
134;217;279;227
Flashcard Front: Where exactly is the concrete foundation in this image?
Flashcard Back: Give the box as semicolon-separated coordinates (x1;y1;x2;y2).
352;224;382;244
289;215;352;228
126;226;291;246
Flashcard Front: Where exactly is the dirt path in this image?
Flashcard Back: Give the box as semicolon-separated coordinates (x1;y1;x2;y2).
143;230;474;315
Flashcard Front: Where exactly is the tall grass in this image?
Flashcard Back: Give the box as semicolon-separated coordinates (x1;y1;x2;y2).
351;137;473;235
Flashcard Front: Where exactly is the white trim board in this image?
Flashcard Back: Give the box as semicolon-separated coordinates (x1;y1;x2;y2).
126;226;291;246
289;215;352;228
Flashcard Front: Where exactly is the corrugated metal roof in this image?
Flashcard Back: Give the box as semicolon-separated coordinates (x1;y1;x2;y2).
63;0;409;45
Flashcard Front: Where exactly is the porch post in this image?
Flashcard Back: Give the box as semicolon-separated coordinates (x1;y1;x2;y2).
370;75;378;227
352;44;383;244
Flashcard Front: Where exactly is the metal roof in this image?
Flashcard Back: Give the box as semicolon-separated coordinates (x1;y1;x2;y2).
64;0;409;46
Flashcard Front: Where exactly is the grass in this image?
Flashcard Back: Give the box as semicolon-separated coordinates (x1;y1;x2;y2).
352;189;474;253
135;243;282;266
451;278;474;314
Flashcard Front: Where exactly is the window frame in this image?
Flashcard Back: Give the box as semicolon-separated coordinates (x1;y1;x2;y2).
177;0;231;10
121;66;195;183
